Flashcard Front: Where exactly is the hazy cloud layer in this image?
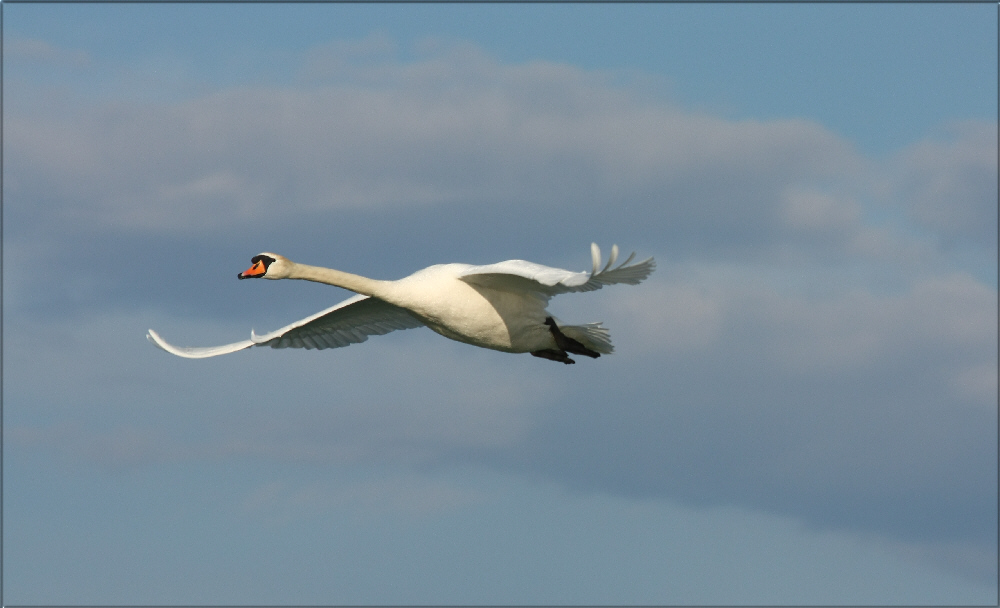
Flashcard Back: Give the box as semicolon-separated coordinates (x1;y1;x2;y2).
7;41;859;240
6;38;996;586
889;121;998;247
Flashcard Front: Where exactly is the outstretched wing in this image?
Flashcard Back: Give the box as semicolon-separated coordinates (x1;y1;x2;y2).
147;294;424;359
250;294;423;349
458;243;655;296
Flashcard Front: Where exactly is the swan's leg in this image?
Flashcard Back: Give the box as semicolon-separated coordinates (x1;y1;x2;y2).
531;348;575;364
543;317;600;359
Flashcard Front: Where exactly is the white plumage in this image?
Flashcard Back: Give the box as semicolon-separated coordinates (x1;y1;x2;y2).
147;243;654;364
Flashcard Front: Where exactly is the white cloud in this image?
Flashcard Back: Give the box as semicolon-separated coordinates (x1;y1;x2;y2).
6;40;861;249
615;266;996;403
10;37;989;281
780;186;860;233
613;281;725;356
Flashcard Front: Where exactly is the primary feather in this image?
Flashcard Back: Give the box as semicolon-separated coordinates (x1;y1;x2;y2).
457;244;654;295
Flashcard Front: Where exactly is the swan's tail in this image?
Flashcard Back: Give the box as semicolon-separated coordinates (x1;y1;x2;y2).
558;321;614;355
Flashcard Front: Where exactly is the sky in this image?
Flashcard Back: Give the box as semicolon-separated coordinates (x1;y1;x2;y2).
3;2;997;605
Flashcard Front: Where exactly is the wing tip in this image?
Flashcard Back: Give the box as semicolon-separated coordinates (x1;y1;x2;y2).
587;242;656;284
590;242;601;276
146;327;186;356
147;329;167;350
146;327;254;358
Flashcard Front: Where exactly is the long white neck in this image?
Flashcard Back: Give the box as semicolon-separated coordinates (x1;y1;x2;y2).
287;262;387;297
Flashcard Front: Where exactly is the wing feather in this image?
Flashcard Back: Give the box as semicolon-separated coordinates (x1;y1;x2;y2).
148;294;424;358
458;243;655;296
146;329;255;359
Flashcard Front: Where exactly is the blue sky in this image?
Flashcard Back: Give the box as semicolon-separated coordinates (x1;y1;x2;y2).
3;3;997;605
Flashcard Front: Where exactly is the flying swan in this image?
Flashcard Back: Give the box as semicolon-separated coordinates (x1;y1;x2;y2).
147;243;654;364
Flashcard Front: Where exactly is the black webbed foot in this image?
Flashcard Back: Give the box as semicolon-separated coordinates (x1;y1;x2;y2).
543;317;600;359
531;349;575;364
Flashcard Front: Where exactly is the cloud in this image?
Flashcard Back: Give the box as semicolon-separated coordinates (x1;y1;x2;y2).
9;35;991;296
780;186;860;235
477;266;996;583
5;309;562;469
6;39;858;250
9;36;991;280
888;121;998;247
9;262;994;584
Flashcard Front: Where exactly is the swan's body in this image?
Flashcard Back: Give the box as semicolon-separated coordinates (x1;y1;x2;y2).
147;244;654;364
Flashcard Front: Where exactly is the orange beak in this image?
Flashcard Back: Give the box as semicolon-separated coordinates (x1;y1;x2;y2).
238;261;266;279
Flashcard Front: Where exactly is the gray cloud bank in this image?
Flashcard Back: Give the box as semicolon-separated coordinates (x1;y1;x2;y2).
6;38;996;585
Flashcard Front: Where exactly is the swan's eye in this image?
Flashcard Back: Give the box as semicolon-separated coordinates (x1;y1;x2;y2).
250;254;275;269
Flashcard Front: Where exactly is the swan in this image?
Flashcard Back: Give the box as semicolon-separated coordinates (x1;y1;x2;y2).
147;243;654;364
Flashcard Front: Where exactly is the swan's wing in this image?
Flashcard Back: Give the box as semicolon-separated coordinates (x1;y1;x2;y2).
147;329;254;359
458;243;655;295
147;294;424;359
250;294;424;349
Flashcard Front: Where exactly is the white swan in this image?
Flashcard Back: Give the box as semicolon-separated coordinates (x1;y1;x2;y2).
147;243;654;364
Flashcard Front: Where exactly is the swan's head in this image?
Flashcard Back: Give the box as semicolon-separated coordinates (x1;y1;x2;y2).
238;252;292;280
